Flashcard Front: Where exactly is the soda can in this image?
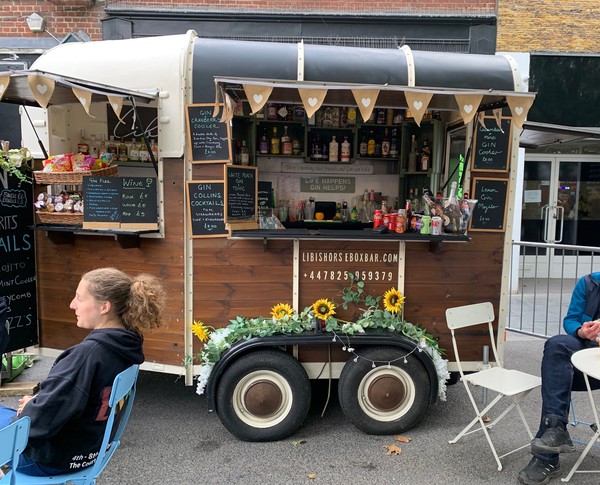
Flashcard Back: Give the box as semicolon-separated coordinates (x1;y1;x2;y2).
383;213;390;227
431;216;442;235
373;210;383;228
396;215;406;233
388;213;397;231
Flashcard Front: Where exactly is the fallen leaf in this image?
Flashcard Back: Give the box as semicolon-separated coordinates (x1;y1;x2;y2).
482;416;491;423
383;444;402;455
307;473;317;479
292;439;307;446
394;435;412;443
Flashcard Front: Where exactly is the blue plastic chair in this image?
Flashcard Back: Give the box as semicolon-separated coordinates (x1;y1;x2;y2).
13;364;140;485
0;416;30;485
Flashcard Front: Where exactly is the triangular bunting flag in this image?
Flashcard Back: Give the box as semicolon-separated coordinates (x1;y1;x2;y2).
28;74;55;109
72;87;93;117
454;94;483;125
220;93;234;123
492;108;504;132
107;96;123;119
244;84;273;115
0;74;10;102
506;95;535;129
298;88;328;118
477;111;488;131
351;89;380;123
404;91;433;126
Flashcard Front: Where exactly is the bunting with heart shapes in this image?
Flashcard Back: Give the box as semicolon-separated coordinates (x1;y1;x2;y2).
403;91;434;127
220;92;235;123
244;84;274;115
351;89;380;123
298;88;328;118
107;95;123;119
0;74;10;102
492;108;504;132
506;95;535;129
454;94;483;125
27;74;55;109
72;86;93;116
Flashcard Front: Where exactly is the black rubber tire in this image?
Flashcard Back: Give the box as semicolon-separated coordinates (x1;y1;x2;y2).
446;371;460;386
215;349;311;441
338;346;431;435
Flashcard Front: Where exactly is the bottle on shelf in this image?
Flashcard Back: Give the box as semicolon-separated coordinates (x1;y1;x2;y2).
359;199;371;223
88;134;99;158
234;140;241;164
329;135;339;162
118;138;128;162
369;189;376;218
347;107;357;126
405;198;413;231
129;138;140;162
139;137;150;163
420;138;431;171
259;129;269;155
270;127;280;155
408;134;418;172
389;129;398;158
292;135;302;156
281;126;292;155
374;136;382;158
77;130;89;155
98;134;107;157
107;135;118;159
381;128;390;158
367;130;376;157
380;199;388;215
376;108;385;124
312;134;322;161
150;139;159;161
350;205;358;222
359;133;368;157
240;140;250;166
321;137;329;160
341;136;351;162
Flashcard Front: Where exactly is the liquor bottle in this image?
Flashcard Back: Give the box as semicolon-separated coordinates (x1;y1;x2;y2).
150;139;158;161
389;129;398;158
331;107;340;128
270;127;280;155
259;129;269;154
139;137;150;163
367;130;376;157
374;137;382;158
88;134;99;158
234;140;241;164
292;135;301;156
240;140;250;166
376;108;385;124
369;189;376;217
118;138;128;162
340;107;348;127
359;134;368;157
408;135;417;172
420;138;431;171
347;107;357;126
129;138;140;162
77;130;89;155
359;199;371;223
322;107;333;127
380;199;388;215
107;135;118;159
321;137;329;160
341;136;351;162
405;199;413;231
350;205;358;222
381;128;390;158
329;135;339;162
312;135;322;161
98;134;107;157
281;126;292;155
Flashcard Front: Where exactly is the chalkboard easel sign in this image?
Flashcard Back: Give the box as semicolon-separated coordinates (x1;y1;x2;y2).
472;117;512;172
469;177;509;232
225;165;258;229
185;103;231;164
186;180;228;238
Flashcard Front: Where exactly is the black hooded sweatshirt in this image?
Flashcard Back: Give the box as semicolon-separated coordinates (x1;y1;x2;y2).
20;328;144;472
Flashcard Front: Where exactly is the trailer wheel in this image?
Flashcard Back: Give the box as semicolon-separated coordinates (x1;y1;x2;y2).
338;346;431;435
215;349;311;441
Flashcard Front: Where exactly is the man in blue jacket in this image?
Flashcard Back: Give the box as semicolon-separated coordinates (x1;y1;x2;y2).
518;272;600;485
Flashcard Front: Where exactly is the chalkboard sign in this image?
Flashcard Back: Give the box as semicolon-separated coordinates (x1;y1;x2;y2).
469;177;509;232
472;117;512;172
0;171;38;352
186;180;228;238
121;177;159;230
83;176;121;228
185;103;231;163
258;181;272;212
225;166;257;223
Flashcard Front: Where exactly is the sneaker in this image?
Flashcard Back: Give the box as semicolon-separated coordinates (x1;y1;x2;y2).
531;426;574;454
518;457;561;485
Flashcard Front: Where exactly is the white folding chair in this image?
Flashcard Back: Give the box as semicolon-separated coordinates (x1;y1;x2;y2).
561;348;600;482
446;302;542;471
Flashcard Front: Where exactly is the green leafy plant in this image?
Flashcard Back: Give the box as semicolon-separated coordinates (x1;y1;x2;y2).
0;145;33;185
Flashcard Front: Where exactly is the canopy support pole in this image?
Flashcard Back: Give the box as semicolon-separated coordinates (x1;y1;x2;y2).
21;105;48;159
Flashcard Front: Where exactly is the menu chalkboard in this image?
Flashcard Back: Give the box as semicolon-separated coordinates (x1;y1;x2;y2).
0;172;38;351
472;117;512;172
121;177;158;230
185;104;231;163
258;181;272;212
469;177;509;232
225;166;257;223
186;180;228;238
83;176;121;228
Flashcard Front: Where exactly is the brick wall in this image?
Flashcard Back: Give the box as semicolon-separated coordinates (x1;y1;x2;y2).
497;1;600;53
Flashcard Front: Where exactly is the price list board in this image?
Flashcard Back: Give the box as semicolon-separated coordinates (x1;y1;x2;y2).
225;165;257;224
469;177;509;232
186;180;228;238
82;176;121;228
472;117;512;172
185;103;231;163
120;177;159;230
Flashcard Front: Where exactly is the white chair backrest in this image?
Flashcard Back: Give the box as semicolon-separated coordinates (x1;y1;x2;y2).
0;416;30;485
445;302;495;330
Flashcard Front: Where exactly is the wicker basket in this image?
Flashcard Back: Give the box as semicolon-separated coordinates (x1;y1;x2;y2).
36;211;83;225
34;165;118;185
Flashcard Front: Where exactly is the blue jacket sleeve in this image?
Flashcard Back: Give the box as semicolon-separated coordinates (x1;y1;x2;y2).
563;276;590;336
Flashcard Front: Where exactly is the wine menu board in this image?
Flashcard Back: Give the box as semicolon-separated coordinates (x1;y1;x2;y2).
185;103;231;163
121;177;158;230
0;172;38;351
225;165;257;223
186;180;228;238
469;177;509;232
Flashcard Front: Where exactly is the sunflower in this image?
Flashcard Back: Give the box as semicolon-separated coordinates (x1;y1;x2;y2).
271;303;294;320
312;299;336;320
383;288;405;314
191;320;210;342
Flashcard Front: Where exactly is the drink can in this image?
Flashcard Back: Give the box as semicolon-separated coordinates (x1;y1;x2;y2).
431;216;442;235
396;215;406;233
388;213;397;231
383;213;390;227
373;210;383;228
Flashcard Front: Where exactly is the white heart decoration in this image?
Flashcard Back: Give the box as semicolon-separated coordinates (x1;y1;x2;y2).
0;83;5;94
515;106;524;116
36;84;48;95
361;98;371;108
79;97;87;106
308;97;318;107
252;94;263;104
413;101;423;111
463;104;473;114
111;103;119;111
